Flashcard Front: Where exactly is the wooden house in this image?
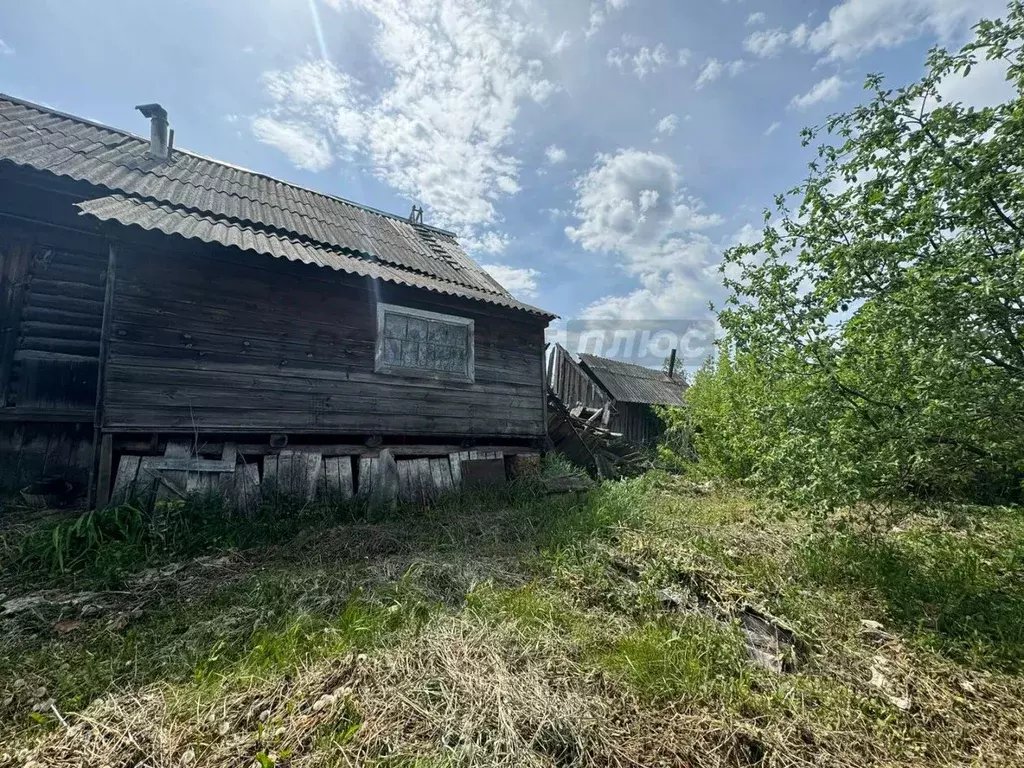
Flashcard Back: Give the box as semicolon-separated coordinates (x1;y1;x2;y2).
547;344;685;446
0;95;555;508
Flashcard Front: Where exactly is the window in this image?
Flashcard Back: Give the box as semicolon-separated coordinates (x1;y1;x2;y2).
375;302;475;382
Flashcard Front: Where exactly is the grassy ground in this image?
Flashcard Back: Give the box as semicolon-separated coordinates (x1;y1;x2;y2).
1;467;1022;767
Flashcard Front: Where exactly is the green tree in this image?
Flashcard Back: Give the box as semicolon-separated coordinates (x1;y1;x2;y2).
708;3;1024;508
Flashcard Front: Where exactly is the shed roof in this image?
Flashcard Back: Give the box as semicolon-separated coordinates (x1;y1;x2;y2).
0;94;555;319
578;353;687;407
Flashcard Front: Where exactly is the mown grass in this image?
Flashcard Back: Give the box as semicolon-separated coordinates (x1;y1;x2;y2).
1;469;1023;766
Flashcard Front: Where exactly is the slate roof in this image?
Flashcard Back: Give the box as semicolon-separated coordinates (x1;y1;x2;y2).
0;94;554;318
578;353;687;407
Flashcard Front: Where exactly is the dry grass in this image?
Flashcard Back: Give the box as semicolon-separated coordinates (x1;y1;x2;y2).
2;474;1024;767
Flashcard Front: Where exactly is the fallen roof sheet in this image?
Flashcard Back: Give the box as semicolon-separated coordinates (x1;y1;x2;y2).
578;353;687;406
76;195;552;316
0;93;544;314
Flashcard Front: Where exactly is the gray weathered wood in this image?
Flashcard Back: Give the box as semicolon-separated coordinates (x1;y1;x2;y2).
110;454;141;506
320;456;354;501
412;458;433;503
397;460;415;503
100;243;549;439
357;455;376;499
264;450;322;503
88;240;117;509
95;433;114;508
430;457;453;494
229;461;261;518
448;452;463;490
140;457;236;472
368;448;399;511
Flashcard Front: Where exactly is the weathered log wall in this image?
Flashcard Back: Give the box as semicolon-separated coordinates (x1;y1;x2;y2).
102;231;548;439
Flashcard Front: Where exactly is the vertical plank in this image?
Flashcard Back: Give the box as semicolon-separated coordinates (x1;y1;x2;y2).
397;460;414;503
87;240;118;509
412;458;432;503
321;456;354;502
109;454;141;506
230;461;261;518
448;452;463;490
0;243;34;407
358;455;376;499
428;458;444;495
267;450;321;503
95;433;114;508
540;342;550;450
157;440;193;502
262;454;278;496
369;448;399;511
431;457;453;494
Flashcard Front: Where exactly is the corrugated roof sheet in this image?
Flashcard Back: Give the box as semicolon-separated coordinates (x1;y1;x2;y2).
76;195;550;316
0;94;555;319
578;354;687;406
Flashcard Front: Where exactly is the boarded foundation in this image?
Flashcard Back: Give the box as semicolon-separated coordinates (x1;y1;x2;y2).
107;444;534;514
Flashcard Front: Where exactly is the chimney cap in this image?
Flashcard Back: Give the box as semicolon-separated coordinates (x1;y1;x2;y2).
135;103;167;121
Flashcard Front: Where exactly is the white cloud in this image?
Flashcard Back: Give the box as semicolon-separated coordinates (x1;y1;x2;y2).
479;263;541;298
565;151;728;325
607;42;681;79
746;12;766;25
257;0;557;249
586;0;630;38
937;54;1014;109
0;39;13;56
695;57;747;89
251;117;334;172
793;0;1005;62
764;120;782;136
744;28;791;57
578;238;723;321
566;149;722;255
551;30;573;55
655;114;679;135
545;145;568;164
789;75;846;109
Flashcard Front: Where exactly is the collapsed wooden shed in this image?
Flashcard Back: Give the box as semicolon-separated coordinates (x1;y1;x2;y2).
0;94;555;510
546;344;686;447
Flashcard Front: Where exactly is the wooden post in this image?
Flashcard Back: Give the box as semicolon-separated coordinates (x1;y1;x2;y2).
0;243;33;406
540;341;551;455
95;433;113;509
87;239;117;509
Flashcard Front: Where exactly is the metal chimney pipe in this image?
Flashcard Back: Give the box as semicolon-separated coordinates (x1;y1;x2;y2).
135;103;169;160
668;348;677;380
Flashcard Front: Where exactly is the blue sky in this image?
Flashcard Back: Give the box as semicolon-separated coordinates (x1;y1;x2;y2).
0;0;1014;361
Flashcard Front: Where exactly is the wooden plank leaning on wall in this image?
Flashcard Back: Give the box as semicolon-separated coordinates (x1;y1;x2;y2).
87;238;117;509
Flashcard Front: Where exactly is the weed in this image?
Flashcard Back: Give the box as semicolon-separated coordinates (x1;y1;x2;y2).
2;475;1024;766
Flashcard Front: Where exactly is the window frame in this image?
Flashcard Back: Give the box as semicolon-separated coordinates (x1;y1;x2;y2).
374;302;476;383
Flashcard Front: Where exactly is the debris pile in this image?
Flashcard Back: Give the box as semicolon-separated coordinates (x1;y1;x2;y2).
546;395;652;479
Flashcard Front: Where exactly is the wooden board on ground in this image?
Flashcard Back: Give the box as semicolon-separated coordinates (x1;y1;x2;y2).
461;458;507;490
